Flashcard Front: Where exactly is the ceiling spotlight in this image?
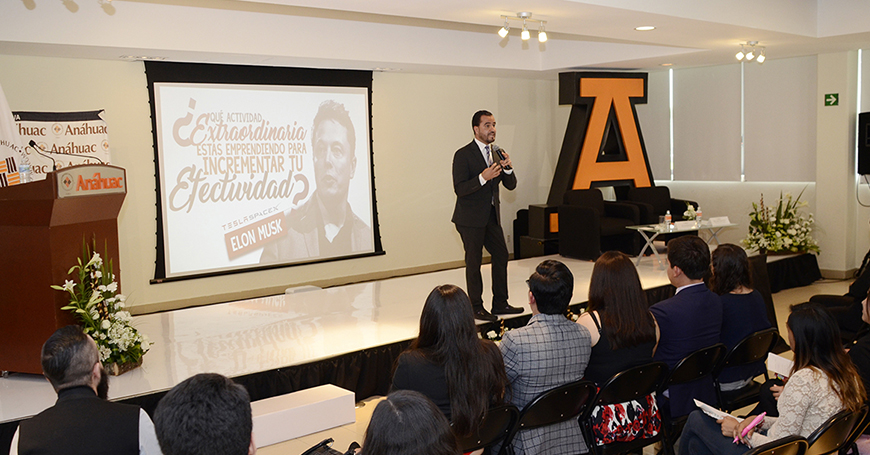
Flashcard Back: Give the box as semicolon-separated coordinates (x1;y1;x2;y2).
746;49;755;61
521;21;530;41
736;46;745;61
538;24;547;43
756;48;766;64
498;18;510;38
635;26;656;31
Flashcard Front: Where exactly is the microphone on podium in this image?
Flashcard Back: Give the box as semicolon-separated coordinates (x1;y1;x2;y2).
28;140;57;171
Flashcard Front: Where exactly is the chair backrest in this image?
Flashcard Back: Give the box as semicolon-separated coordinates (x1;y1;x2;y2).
563;189;604;215
588;362;669;409
841;405;870;455
454;404;520;453
744;435;808;455
664;344;727;387
517;379;596;430
805;407;867;455
747;253;779;330
626;186;671;215
715;328;778;376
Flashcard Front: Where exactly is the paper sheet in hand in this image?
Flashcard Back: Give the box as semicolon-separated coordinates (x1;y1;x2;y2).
767;352;794;379
694;399;743;422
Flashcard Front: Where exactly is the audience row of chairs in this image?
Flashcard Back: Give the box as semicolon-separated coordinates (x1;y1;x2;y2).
454;327;869;455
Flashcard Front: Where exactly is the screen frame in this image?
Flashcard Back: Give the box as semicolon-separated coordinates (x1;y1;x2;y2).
144;61;383;283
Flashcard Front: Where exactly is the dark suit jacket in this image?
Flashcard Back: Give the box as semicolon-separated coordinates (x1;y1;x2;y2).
651;283;723;417
17;386;140;455
452;141;517;227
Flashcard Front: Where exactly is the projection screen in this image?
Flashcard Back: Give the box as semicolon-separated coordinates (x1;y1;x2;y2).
146;62;382;281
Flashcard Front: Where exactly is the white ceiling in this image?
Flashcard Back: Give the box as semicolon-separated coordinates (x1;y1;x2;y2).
2;0;870;77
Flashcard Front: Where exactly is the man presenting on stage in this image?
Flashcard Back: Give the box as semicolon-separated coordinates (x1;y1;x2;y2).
452;110;521;321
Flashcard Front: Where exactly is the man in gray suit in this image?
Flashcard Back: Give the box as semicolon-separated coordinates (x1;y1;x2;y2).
499;259;591;455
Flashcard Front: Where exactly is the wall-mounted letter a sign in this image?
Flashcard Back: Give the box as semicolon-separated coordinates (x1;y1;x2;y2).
546;72;654;205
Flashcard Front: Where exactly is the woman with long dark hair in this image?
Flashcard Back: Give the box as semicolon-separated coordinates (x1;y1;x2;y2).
391;284;508;437
361;390;460;455
709;244;772;390
680;302;866;454
576;251;660;445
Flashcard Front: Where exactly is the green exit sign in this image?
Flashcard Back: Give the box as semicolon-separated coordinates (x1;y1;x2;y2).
825;93;839;106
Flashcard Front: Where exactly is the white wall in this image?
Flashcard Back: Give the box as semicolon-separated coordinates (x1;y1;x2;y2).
2;50;865;312
0;55;565;312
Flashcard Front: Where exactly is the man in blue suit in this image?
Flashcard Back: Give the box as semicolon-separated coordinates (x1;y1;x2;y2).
651;235;723;417
452;110;521;321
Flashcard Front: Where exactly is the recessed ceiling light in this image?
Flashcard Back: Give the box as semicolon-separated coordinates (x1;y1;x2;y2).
635;26;656;31
660;63;673;66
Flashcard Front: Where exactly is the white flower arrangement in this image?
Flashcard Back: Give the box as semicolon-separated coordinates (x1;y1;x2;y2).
51;241;151;369
743;189;819;254
683;203;697;220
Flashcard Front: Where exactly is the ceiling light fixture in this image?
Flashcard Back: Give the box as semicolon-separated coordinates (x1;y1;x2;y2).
497;12;547;44
635;26;656;31
498;18;510;38
736;41;766;64
538;23;548;43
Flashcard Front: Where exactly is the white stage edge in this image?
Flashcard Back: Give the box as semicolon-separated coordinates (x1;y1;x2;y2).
0;254;669;424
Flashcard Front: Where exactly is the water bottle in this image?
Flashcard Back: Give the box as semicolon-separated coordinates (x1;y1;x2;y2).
664;210;672;230
19;163;32;184
695;206;703;224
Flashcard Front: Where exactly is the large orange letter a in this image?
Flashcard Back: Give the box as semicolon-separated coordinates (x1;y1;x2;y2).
546;72;654;205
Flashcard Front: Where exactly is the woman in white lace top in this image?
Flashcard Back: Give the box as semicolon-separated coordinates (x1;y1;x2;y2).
679;302;866;454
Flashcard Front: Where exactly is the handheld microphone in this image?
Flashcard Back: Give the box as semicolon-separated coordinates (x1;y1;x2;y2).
491;144;512;170
28;140;57;171
29;140;105;165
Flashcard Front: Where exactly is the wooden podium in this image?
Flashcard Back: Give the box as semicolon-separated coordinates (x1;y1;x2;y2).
0;165;126;374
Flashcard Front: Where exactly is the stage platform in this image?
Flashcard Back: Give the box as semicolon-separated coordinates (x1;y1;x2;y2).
0;254;671;427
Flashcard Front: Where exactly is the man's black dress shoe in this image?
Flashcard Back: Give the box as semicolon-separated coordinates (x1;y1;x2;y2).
473;308;498;322
491;304;524;315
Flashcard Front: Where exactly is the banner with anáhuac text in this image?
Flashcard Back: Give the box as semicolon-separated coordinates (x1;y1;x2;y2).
153;83;373;278
12;110;112;180
0;82;25;187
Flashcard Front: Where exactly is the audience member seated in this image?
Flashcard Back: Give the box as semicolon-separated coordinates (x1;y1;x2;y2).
360;390;460;455
680;302;866;454
500;259;592;455
576;251;660;445
848;291;870;398
710;244;772;390
9;325;161;455
810;266;870;342
154;373;255;455
650;235;722;418
391;284;508;438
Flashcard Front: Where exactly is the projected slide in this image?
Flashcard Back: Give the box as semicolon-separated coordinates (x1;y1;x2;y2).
154;83;374;278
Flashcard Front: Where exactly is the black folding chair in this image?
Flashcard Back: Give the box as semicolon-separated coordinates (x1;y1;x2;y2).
745;435;808;455
806;407;868;455
659;343;727;454
713;327;779;413
840;405;870;454
579;362;669;455
498;379;596;455
454;404;519;454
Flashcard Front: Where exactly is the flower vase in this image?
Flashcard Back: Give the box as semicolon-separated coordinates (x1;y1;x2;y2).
109;358;143;376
